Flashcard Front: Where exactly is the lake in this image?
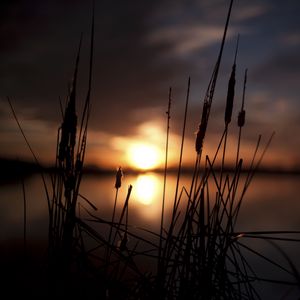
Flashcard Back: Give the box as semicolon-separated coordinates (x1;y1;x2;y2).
0;171;300;299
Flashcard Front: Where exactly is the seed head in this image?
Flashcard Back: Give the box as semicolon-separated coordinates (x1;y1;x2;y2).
224;64;236;125
238;109;245;127
237;68;248;128
115;166;123;189
195;101;209;154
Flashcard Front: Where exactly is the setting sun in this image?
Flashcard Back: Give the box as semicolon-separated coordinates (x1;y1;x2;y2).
127;143;162;170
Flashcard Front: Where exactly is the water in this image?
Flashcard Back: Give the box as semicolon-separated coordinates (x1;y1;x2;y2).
1;172;300;298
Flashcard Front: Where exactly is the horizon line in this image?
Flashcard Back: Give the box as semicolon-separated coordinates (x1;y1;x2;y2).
1;157;300;177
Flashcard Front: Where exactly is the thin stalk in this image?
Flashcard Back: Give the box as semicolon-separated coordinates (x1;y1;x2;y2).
220;35;239;187
236;69;247;167
219;125;228;189
7;97;51;212
233;132;275;226
173;77;191;210
110;185;132;260
76;0;94;157
192;154;201;202
205;0;234;112
163;78;191;275
107;188;119;252
158;87;172;274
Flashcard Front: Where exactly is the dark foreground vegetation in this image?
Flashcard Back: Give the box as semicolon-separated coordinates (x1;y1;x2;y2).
2;1;300;299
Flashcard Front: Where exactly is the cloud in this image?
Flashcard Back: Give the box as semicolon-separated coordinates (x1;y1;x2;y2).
0;0;194;136
281;33;300;46
232;3;269;22
146;25;238;57
251;50;300;99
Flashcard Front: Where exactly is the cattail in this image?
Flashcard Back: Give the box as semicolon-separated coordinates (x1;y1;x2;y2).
225;35;239;126
224;63;236;125
238;69;247;128
115;166;123;189
58;37;81;164
238;110;245;127
62;106;77;174
195;101;209;154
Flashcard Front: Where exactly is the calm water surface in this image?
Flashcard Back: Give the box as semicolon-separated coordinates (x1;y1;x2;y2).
0;172;300;298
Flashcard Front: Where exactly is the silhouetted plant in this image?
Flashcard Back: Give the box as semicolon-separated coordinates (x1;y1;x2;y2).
7;0;300;299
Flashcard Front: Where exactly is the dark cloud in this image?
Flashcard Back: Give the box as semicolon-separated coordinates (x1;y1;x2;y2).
0;0;193;135
251;49;300;98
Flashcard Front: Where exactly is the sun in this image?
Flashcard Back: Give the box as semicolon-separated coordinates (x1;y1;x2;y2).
127;143;162;170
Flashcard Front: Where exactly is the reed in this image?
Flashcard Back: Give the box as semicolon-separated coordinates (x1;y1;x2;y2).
6;0;300;298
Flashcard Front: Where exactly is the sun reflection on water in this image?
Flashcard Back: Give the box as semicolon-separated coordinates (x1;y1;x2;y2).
134;173;161;206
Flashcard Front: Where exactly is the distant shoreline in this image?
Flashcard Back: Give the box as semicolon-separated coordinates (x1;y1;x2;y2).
1;157;300;182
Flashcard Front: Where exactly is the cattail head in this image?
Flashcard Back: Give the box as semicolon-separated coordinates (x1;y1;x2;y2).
225;35;239;126
195;101;209;154
195;124;205;154
238;109;245;127
237;68;248;128
60;122;77;175
224;63;236;125
115;166;123;189
58;97;78;166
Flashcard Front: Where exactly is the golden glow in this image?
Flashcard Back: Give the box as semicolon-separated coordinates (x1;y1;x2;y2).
135;174;160;205
127;143;162;170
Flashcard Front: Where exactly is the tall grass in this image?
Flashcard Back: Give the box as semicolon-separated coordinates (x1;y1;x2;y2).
7;0;300;299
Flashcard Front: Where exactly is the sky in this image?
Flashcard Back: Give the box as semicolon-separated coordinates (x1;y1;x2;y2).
0;0;300;171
